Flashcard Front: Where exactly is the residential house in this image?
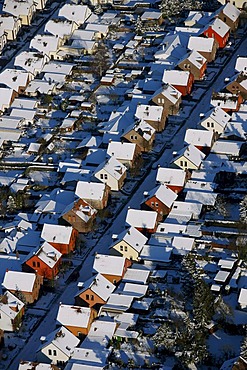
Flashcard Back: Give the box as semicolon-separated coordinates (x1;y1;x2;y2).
142;184;178;220
18;362;60;370
30;35;63;60
125;208;159;234
235;57;247;73
199;107;231;135
225;72;247;100
211;92;243;113
162;70;194;96
35;0;48;10
135;104;167;132
184;128;215;154
0;14;21;41
2;0;36;26
187;36;218;62
75;181;110;210
56;304;97;338
22;242;62;280
41;223;78;255
2;270;43;304
60;197;97;233
0;28;7;53
0;290;25;332
94;157;127;191
152;84;182;115
203;18;230;48
238;288;247;310
109;226;148;261
37;326;80;365
107;141;140;168
0;87;17;113
58;4;91;26
218;3;241;31
14;52;50;76
74;273;115;308
0;69;33;94
59;117;77;133
184;11;214;28
44;19;78;40
171;144;206;171
93;254;132;285
122;120;155;152
141;10;163;26
178;50;207;80
156;167;187;193
217;0;246;9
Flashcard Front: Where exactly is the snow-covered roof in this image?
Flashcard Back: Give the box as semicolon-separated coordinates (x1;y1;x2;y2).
94;157;127;181
44;19;76;38
187;36;215;53
156;167;186;187
58;4;91;25
185;190;218;206
172;236;195;255
75;181;107;202
18;362;56;370
222;2;240;22
235;57;247;73
57;304;92;328
121;282;148;298
122;268;150;285
93;254;126;277
30;34;60;55
144;184;177;208
38;326;80;357
76;273;115;302
2;270;37;292
180;49;207;69
41;223;73;245
111;226;148;253
185;128;214;147
0;290;24;320
211;140;242;156
3;0;35;18
107;141;136;161
208;18;230;37
238;288;247;306
170;200;202;218
0;69;32;91
135;104;163;122
140;245;172;263
126;209;158;229
162;70;191;86
200;106;231;128
214;270;230;283
26;242;62;268
173;144;206;167
153;84;182;104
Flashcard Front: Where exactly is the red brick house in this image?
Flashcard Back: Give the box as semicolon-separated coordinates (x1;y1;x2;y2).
211;92;243;113
203;18;230;48
218;3;241;32
141;184;177;221
162;70;194;96
41;223;78;255
22;242;62;280
156;167;187;194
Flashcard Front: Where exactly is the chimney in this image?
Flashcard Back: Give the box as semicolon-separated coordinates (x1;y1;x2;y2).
40;336;46;343
77;282;84;289
112;234;118;240
143;191;149;197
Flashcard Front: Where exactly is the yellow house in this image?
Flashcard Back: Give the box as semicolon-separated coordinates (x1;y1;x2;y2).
171;144;205;171
109;226;148;261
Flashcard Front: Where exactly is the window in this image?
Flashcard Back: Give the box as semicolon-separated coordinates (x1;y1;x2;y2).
86;294;90;300
37;262;40;268
32;261;36;267
207;122;210;127
104;174;107;179
211;122;214;128
53;350;57;356
158;98;161;104
180;160;183;166
151;201;154;206
134;135;138;140
91;295;94;301
184;161;187;167
155;202;159;207
48;349;52;356
120;245;123;251
113;279;117;284
100;174;104;179
124;246;128;252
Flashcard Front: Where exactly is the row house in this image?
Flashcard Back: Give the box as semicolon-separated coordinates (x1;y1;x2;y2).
135;104;167;132
178;50;207;80
41;223;78;255
3;0;36;26
0;14;21;41
122;120;155;153
75;181;110;210
156;167;187;193
92;254;132;285
203;18;230;49
187;36;218;63
162;70;194;96
152;84;182;115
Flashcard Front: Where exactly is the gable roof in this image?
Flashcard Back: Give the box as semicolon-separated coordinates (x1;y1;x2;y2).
162;70;191;86
24;242;62;268
173;144;206;167
156;167;186;187
57;304;92;328
76;273;115;301
144;184;177;208
110;226;148;253
41;223;73;244
187;36;215;53
208;18;230;37
75;181;107;201
58;4;91;25
93;254;126;277
126;209;158;229
184;128;214;147
94;157;127;181
153;84;182;104
200;106;231;128
180;49;207;69
221;3;240;21
2;270;37;292
107;141;137;161
38;326;80;357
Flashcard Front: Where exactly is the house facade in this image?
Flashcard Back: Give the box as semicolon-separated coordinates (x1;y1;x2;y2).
61;198;97;233
41;224;78;255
